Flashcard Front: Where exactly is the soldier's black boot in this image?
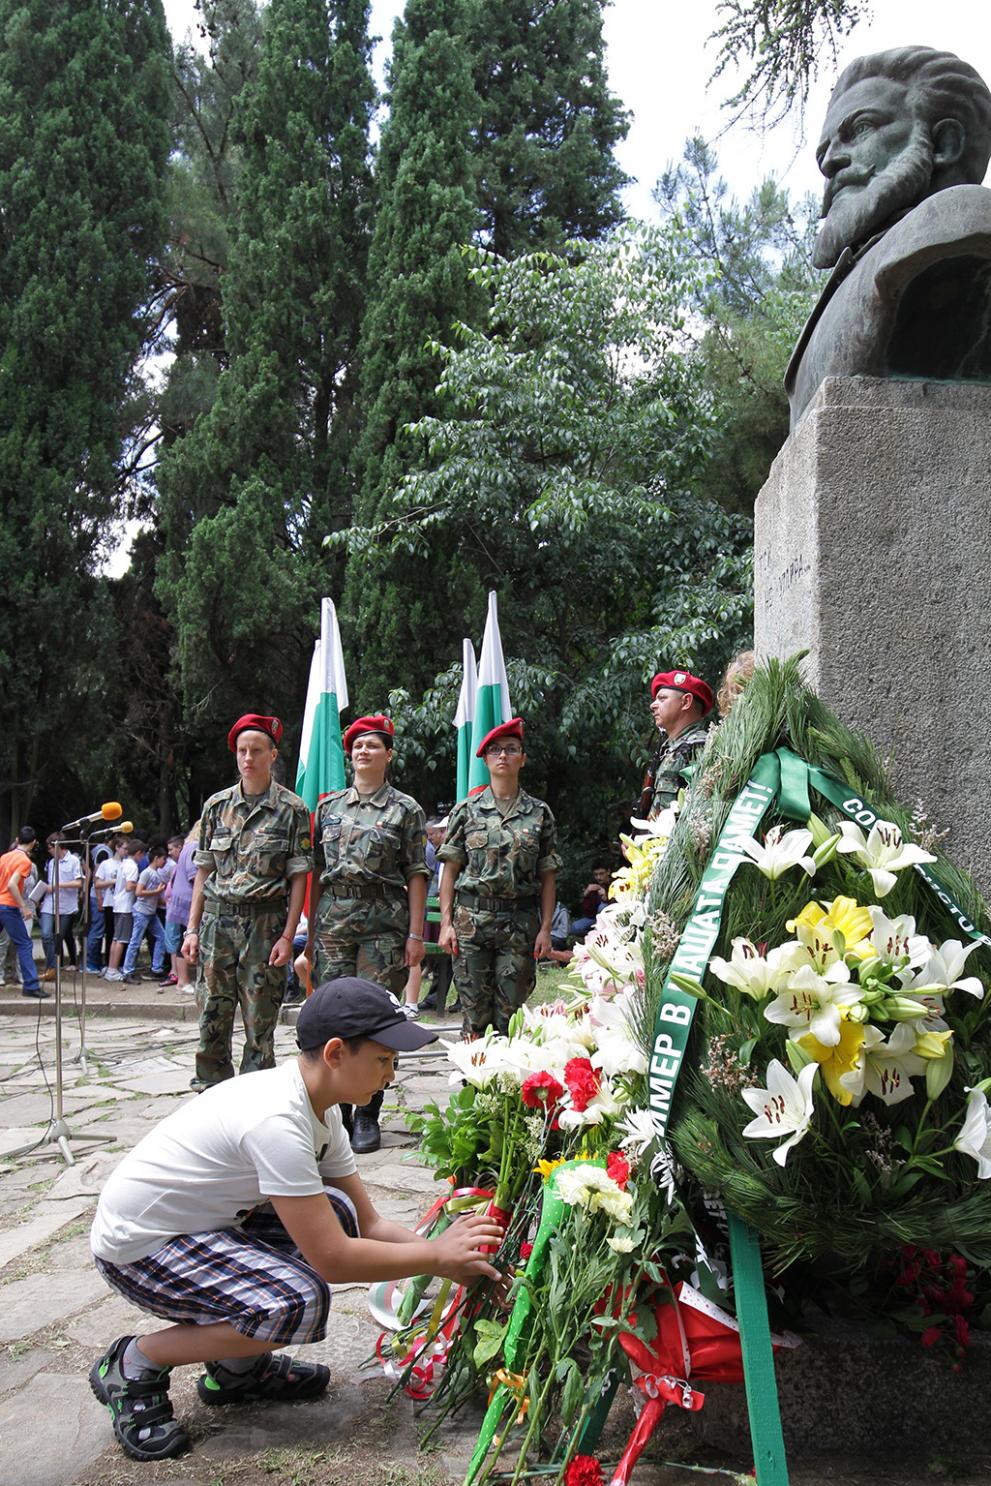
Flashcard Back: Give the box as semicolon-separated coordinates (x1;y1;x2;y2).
350;1090;383;1154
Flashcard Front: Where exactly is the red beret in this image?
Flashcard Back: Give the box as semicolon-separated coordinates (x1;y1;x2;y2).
650;670;713;713
343;714;396;756
475;717;525;758
228;713;283;751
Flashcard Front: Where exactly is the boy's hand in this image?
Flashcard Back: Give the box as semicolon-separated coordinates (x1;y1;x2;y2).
430;1214;504;1282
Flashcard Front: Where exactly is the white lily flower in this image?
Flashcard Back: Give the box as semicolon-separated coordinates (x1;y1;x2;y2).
629;802;680;839
739;825;816;881
841;1022;925;1106
866;906;931;968
708;937;807;1000
954;1088;991;1179
898;939;986;1000
591;1026;648;1078
741;1059;817;1166
617;1107;658;1162
836;820;936;898
764;961;863;1047
441;1033;508;1087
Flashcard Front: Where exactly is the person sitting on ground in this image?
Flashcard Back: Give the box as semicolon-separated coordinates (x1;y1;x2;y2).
121;845;169;983
570;864;611;939
88;978;502;1463
104;840;144;983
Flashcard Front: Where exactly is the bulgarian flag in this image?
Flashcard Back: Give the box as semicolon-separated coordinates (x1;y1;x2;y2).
454;638;478;801
467;591;512;793
296;597;349;811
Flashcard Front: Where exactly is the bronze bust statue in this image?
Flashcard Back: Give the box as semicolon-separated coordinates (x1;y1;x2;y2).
786;47;991;427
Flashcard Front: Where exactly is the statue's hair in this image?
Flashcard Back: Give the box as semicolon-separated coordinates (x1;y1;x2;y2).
833;47;991;187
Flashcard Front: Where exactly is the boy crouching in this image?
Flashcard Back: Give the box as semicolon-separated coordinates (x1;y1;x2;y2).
89;978;500;1460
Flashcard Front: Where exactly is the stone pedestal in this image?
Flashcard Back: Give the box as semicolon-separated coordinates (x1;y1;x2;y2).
755;375;991;897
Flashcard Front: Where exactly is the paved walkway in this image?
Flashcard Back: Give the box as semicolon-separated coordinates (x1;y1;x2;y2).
0;1001;987;1486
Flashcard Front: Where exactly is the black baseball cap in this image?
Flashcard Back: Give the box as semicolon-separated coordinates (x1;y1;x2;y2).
296;978;439;1052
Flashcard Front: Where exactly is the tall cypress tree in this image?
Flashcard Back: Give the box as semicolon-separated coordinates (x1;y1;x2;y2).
467;0;630;258
344;0;482;702
157;0;374;750
0;0;171;836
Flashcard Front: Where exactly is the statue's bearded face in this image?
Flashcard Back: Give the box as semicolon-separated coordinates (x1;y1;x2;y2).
813;76;936;268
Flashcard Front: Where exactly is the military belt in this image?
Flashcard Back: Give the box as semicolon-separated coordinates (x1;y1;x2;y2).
456;890;539;914
324;882;395;900
214;896;287;916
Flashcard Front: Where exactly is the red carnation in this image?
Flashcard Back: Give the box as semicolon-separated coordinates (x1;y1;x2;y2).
606;1151;631;1190
521;1071;565;1111
921;1326;941;1349
565;1455;604;1486
564;1057;600;1112
519;1241;534;1260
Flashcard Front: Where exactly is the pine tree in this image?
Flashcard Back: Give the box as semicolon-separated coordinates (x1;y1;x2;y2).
157;0;375;752
344;0;482;703
467;0;630;258
0;0;171;837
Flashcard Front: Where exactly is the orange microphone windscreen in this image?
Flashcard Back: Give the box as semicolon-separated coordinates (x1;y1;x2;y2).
101;802;123;821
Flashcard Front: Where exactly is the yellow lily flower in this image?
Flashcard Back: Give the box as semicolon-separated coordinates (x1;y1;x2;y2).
534;1156;566;1180
788;896;874;964
799;1016;866;1105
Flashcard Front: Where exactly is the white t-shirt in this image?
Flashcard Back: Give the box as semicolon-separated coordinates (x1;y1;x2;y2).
90;1059;357;1264
47;852;82;915
133;864;166;918
112;857;139;914
94;857;118;908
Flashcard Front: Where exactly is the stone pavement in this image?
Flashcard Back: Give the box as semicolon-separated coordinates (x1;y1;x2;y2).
1;1003;988;1486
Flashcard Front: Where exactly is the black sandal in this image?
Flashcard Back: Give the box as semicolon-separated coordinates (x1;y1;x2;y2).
90;1335;190;1462
197;1351;330;1405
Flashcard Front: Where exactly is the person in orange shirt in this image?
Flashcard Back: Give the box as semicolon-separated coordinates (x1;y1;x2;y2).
0;826;46;998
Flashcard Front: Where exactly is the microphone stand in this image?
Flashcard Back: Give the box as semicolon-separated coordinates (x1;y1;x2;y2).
15;831;105;1166
71;832;92;1076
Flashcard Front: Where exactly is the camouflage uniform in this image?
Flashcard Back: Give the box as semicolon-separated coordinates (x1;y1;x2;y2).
194;779;311;1086
439;788;562;1036
313;783;428;995
648;722;710;818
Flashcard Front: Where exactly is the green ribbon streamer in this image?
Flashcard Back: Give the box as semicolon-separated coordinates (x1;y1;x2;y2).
465;1160;597;1486
727;1215;790;1486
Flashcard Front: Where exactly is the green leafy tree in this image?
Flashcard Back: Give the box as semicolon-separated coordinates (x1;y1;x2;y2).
334;229;753;886
157;0;375;762
657;137;820;515
709;0;868;124
160;0;264;443
0;0;171;837
344;0;482;702
466;0;630;258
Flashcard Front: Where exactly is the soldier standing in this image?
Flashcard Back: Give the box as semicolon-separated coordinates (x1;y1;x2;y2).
438;718;561;1038
304;715;429;1154
644;670;713;819
184;714;311;1090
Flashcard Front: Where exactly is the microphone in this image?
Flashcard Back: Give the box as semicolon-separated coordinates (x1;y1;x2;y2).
90;820;133;837
61;802;123;832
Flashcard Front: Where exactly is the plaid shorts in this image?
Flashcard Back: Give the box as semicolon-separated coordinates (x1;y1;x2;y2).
94;1187;359;1347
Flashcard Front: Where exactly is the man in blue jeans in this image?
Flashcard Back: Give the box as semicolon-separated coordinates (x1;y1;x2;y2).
0;826;47;999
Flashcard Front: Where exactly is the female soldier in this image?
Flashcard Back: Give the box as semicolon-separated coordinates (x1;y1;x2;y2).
305;715;429;1153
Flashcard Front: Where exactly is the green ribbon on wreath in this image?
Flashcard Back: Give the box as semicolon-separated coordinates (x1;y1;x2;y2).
646;752;788;1485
